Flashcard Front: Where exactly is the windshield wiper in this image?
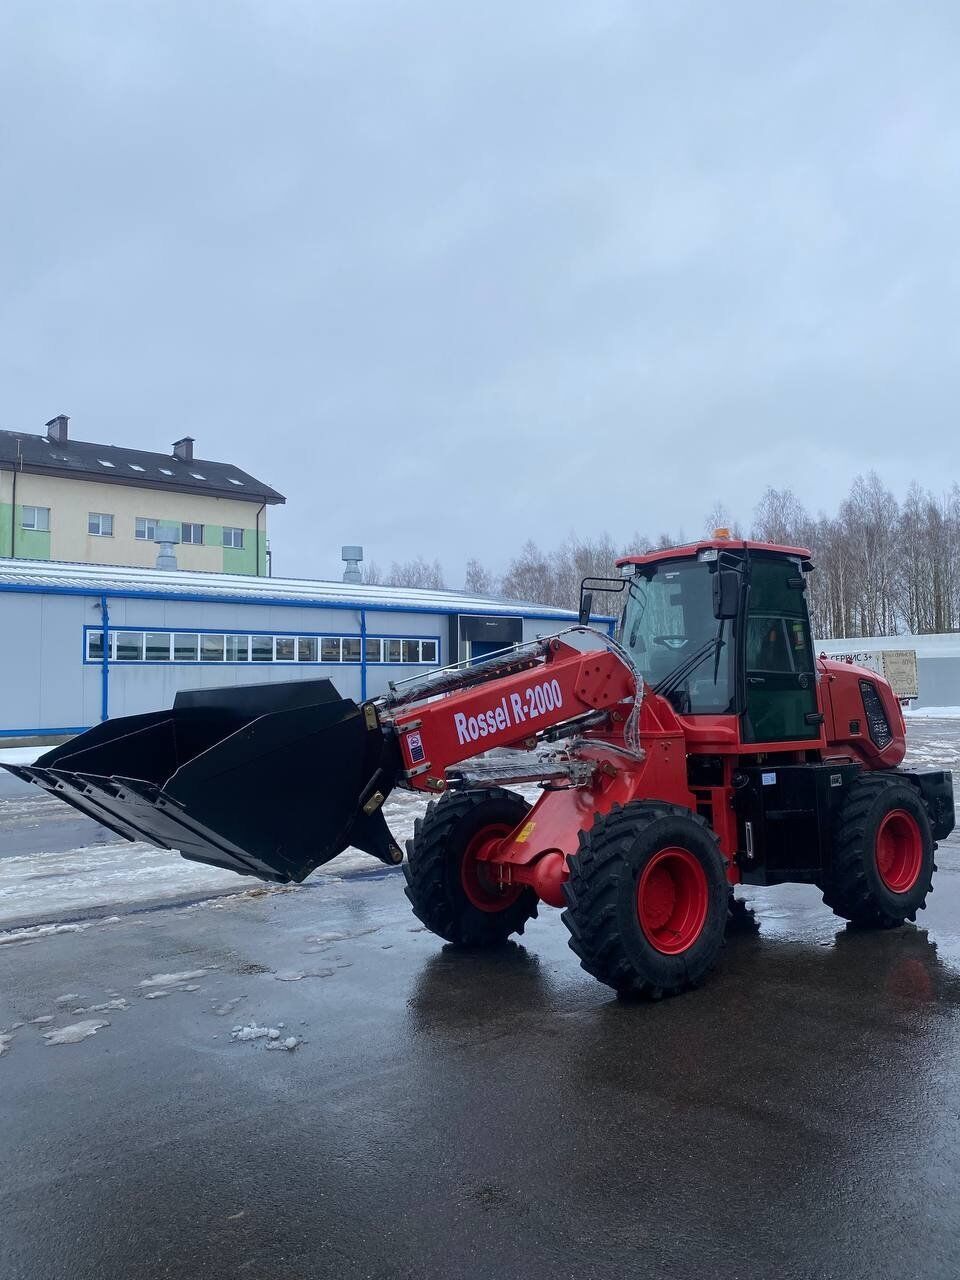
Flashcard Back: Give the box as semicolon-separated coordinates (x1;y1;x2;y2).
653;632;725;698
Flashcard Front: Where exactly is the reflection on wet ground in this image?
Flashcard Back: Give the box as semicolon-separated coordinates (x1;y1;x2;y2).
3;860;960;1278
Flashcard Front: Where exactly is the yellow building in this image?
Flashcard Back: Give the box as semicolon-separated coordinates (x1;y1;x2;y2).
0;415;284;574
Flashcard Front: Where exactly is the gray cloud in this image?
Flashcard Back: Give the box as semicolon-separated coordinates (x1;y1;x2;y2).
3;1;959;581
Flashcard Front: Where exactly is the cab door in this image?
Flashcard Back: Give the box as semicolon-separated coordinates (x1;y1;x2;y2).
741;557;821;744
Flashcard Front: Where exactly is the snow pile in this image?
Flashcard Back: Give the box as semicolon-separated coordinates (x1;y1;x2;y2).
0;1032;13;1056
43;1019;110;1045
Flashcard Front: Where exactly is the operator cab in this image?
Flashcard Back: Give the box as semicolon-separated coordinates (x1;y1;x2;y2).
615;540;821;745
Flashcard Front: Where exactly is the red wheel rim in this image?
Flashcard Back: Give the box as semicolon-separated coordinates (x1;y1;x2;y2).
460;824;523;912
875;809;923;894
636;847;709;955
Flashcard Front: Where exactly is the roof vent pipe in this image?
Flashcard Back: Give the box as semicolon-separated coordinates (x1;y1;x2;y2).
154;522;180;571
172;436;194;462
45;414;69;443
342;545;363;584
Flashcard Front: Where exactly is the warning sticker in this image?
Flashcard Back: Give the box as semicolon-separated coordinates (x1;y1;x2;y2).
406;731;425;764
761;771;776;786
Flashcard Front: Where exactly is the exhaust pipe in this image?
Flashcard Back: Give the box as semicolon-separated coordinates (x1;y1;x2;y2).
3;681;404;883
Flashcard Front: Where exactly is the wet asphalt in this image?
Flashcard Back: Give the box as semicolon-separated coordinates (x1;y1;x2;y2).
4;844;960;1280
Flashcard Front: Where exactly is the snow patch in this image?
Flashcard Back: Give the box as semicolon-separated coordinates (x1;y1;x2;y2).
72;998;128;1014
139;969;208;988
0;1032;13;1056
230;1024;301;1051
905;706;960;719
0;921;87;946
266;1036;301;1052
231;1023;280;1042
0;746;47;766
211;996;246;1016
274;969;335;982
44;1019;110;1045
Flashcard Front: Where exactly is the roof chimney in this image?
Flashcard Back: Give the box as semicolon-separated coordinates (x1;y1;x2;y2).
342;545;363;584
45;414;69;444
172;436;194;462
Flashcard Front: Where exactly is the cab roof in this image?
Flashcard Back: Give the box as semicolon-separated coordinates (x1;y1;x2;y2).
616;539;813;569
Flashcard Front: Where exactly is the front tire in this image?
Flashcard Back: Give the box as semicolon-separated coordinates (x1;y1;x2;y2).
822;773;935;927
403;788;538;946
561;802;728;998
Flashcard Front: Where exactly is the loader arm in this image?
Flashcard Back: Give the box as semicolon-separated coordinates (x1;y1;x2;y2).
378;637;637;793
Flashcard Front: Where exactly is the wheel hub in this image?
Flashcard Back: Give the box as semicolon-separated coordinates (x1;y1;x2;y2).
875;809;923;894
460;824;524;912
637;847;709;955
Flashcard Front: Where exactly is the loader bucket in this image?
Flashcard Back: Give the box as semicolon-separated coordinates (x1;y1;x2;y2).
2;680;404;884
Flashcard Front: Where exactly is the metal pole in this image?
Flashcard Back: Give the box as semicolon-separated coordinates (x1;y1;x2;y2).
100;594;110;721
360;608;367;701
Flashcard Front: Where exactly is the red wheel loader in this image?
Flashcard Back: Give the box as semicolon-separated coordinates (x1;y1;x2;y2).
4;539;954;997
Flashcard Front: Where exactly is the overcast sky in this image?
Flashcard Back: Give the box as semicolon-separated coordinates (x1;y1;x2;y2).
2;2;959;583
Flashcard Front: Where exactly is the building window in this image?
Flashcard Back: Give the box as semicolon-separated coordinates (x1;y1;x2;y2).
21;505;50;531
88;512;114;537
298;637;318;662
135;517;159;541
201;634;225;662
181;522;204;545
174;633;199;661
116;632;143;662
225;635;249;662
223;527;244;549
85;627;440;667
145;632;171;661
86;630;115;661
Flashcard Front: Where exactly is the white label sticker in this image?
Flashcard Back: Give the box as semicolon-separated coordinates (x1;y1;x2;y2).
761;771;776;786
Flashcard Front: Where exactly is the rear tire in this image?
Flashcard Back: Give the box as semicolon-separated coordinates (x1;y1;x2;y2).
561;802;728;998
822;773;935;928
403;788;538;946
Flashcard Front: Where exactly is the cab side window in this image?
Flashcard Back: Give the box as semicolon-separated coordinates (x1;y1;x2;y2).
742;558;819;743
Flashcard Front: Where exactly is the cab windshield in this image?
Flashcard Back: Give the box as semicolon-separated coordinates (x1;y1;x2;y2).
619;559;734;714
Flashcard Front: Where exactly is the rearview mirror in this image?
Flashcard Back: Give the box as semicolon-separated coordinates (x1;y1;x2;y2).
712;569;739;619
578;590;594;626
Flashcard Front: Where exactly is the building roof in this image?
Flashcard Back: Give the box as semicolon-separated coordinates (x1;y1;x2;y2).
0;428;285;505
0;557;583;621
819;633;960;658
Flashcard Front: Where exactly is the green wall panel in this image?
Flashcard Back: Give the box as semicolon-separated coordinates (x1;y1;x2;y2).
0;503;11;557
13;508;50;559
221;527;268;575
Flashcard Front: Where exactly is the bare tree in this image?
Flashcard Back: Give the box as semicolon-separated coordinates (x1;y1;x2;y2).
500;540;557;607
386;557;446;591
703;501;742;539
464;558;497;597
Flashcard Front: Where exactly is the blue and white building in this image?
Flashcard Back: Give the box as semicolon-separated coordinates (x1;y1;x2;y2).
0;559;589;742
